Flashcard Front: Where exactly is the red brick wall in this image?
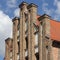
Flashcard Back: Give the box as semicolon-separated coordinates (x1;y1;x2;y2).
52;47;58;60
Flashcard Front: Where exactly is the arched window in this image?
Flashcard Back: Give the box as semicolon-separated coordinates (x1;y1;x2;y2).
35;53;39;60
35;33;38;46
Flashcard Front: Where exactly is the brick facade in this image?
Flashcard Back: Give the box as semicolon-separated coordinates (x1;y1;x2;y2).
5;2;60;60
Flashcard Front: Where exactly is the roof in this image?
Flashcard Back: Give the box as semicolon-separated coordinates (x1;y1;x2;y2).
37;15;60;41
50;20;60;41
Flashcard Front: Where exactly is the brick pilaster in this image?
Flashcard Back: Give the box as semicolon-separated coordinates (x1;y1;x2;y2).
19;11;23;60
28;12;31;60
19;2;28;60
5;38;12;60
38;24;42;60
28;3;37;60
22;12;26;60
12;17;18;60
38;14;53;60
5;43;10;60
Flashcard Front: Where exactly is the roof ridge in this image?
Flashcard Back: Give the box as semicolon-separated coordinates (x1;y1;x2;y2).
51;19;60;22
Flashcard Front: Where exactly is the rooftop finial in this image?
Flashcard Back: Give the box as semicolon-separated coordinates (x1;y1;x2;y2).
19;1;28;8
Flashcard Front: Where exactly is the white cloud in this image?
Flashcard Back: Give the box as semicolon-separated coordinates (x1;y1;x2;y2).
53;0;60;20
54;0;60;14
0;10;12;57
42;2;54;15
7;0;17;8
42;0;60;20
14;8;20;17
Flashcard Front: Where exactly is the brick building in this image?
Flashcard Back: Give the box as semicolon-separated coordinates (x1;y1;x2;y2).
5;2;60;60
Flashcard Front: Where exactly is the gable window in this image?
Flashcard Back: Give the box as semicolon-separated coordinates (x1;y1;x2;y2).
33;23;39;33
46;45;49;60
25;37;28;49
35;53;39;60
35;33;38;46
52;40;60;48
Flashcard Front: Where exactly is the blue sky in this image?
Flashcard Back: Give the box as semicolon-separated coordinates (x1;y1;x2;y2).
0;0;60;20
0;0;60;60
